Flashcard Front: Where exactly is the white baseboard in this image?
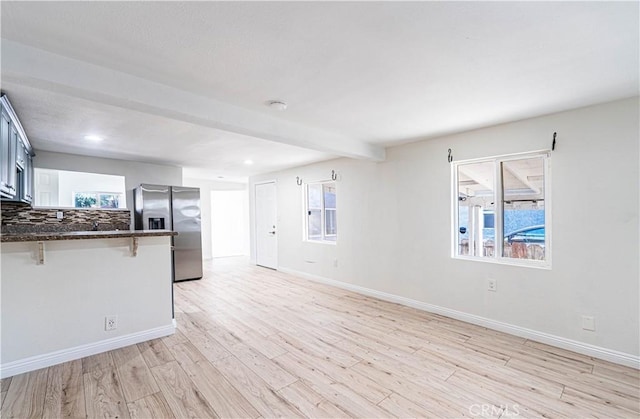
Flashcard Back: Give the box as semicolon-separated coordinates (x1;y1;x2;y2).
1;323;176;379
278;267;640;369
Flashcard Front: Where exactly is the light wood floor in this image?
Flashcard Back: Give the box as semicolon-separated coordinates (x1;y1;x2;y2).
2;257;639;418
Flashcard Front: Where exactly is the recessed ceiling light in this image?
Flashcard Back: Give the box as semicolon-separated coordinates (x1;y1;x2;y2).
266;100;287;111
244;159;254;165
84;135;104;141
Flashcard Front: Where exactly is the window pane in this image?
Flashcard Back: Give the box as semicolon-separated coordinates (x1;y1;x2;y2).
457;162;495;257
502;157;545;260
308;209;322;240
323;183;336;209
458;205;470;255
74;193;97;208
308;184;322;209
99;194;121;208
325;208;337;239
323;182;337;240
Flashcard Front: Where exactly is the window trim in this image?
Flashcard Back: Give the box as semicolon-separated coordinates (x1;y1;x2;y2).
451;150;551;269
304;180;337;245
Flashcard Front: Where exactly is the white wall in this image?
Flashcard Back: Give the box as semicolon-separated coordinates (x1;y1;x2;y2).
34;151;183;215
249;97;639;361
183;178;247;260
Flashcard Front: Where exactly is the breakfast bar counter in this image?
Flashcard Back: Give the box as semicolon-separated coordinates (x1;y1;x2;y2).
1;230;176;378
1;229;177;242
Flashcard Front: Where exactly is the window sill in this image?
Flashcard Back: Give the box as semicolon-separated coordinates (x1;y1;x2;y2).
304;239;337;246
453;255;551;270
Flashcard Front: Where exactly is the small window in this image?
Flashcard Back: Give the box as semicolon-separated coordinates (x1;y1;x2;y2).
305;181;337;242
453;151;549;266
74;192;123;209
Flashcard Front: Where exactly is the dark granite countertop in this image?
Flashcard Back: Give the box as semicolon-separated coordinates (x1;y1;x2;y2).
1;230;177;243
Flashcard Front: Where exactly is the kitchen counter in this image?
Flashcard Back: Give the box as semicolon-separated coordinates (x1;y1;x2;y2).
1;229;177;242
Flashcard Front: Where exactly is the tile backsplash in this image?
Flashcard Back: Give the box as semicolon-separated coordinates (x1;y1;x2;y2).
1;203;130;233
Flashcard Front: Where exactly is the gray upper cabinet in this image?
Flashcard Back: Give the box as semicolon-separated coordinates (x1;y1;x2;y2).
1;95;34;204
1;108;12;196
7;122;19;194
16;138;26;170
22;145;33;202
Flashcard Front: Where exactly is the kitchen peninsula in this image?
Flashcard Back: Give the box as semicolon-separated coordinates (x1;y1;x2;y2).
1;220;177;378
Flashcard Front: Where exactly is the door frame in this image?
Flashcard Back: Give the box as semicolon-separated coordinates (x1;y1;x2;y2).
253;179;278;269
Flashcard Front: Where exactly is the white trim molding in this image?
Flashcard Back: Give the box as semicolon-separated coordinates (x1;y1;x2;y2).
279;267;640;369
0;323;176;379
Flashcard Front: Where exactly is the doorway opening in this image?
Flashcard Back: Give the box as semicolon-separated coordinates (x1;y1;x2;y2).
211;190;249;258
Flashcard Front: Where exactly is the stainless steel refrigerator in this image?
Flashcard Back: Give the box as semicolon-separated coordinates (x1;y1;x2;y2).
133;184;203;282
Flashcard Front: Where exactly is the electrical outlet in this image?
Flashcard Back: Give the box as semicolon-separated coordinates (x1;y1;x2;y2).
487;279;497;292
582;315;595;331
105;315;118;331
56;211;64;220
333;259;338;268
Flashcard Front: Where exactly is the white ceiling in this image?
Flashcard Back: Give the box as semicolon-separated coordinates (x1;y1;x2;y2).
3;84;334;182
1;2;638;180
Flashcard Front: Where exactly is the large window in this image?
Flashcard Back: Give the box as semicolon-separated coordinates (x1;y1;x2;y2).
453;151;550;266
306;181;337;242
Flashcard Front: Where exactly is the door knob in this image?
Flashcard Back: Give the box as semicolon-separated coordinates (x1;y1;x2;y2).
268;231;276;235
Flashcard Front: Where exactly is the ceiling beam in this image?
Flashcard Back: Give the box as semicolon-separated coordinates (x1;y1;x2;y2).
1;40;385;161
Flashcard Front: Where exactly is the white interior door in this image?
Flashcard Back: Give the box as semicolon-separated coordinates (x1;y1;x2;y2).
255;181;277;269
